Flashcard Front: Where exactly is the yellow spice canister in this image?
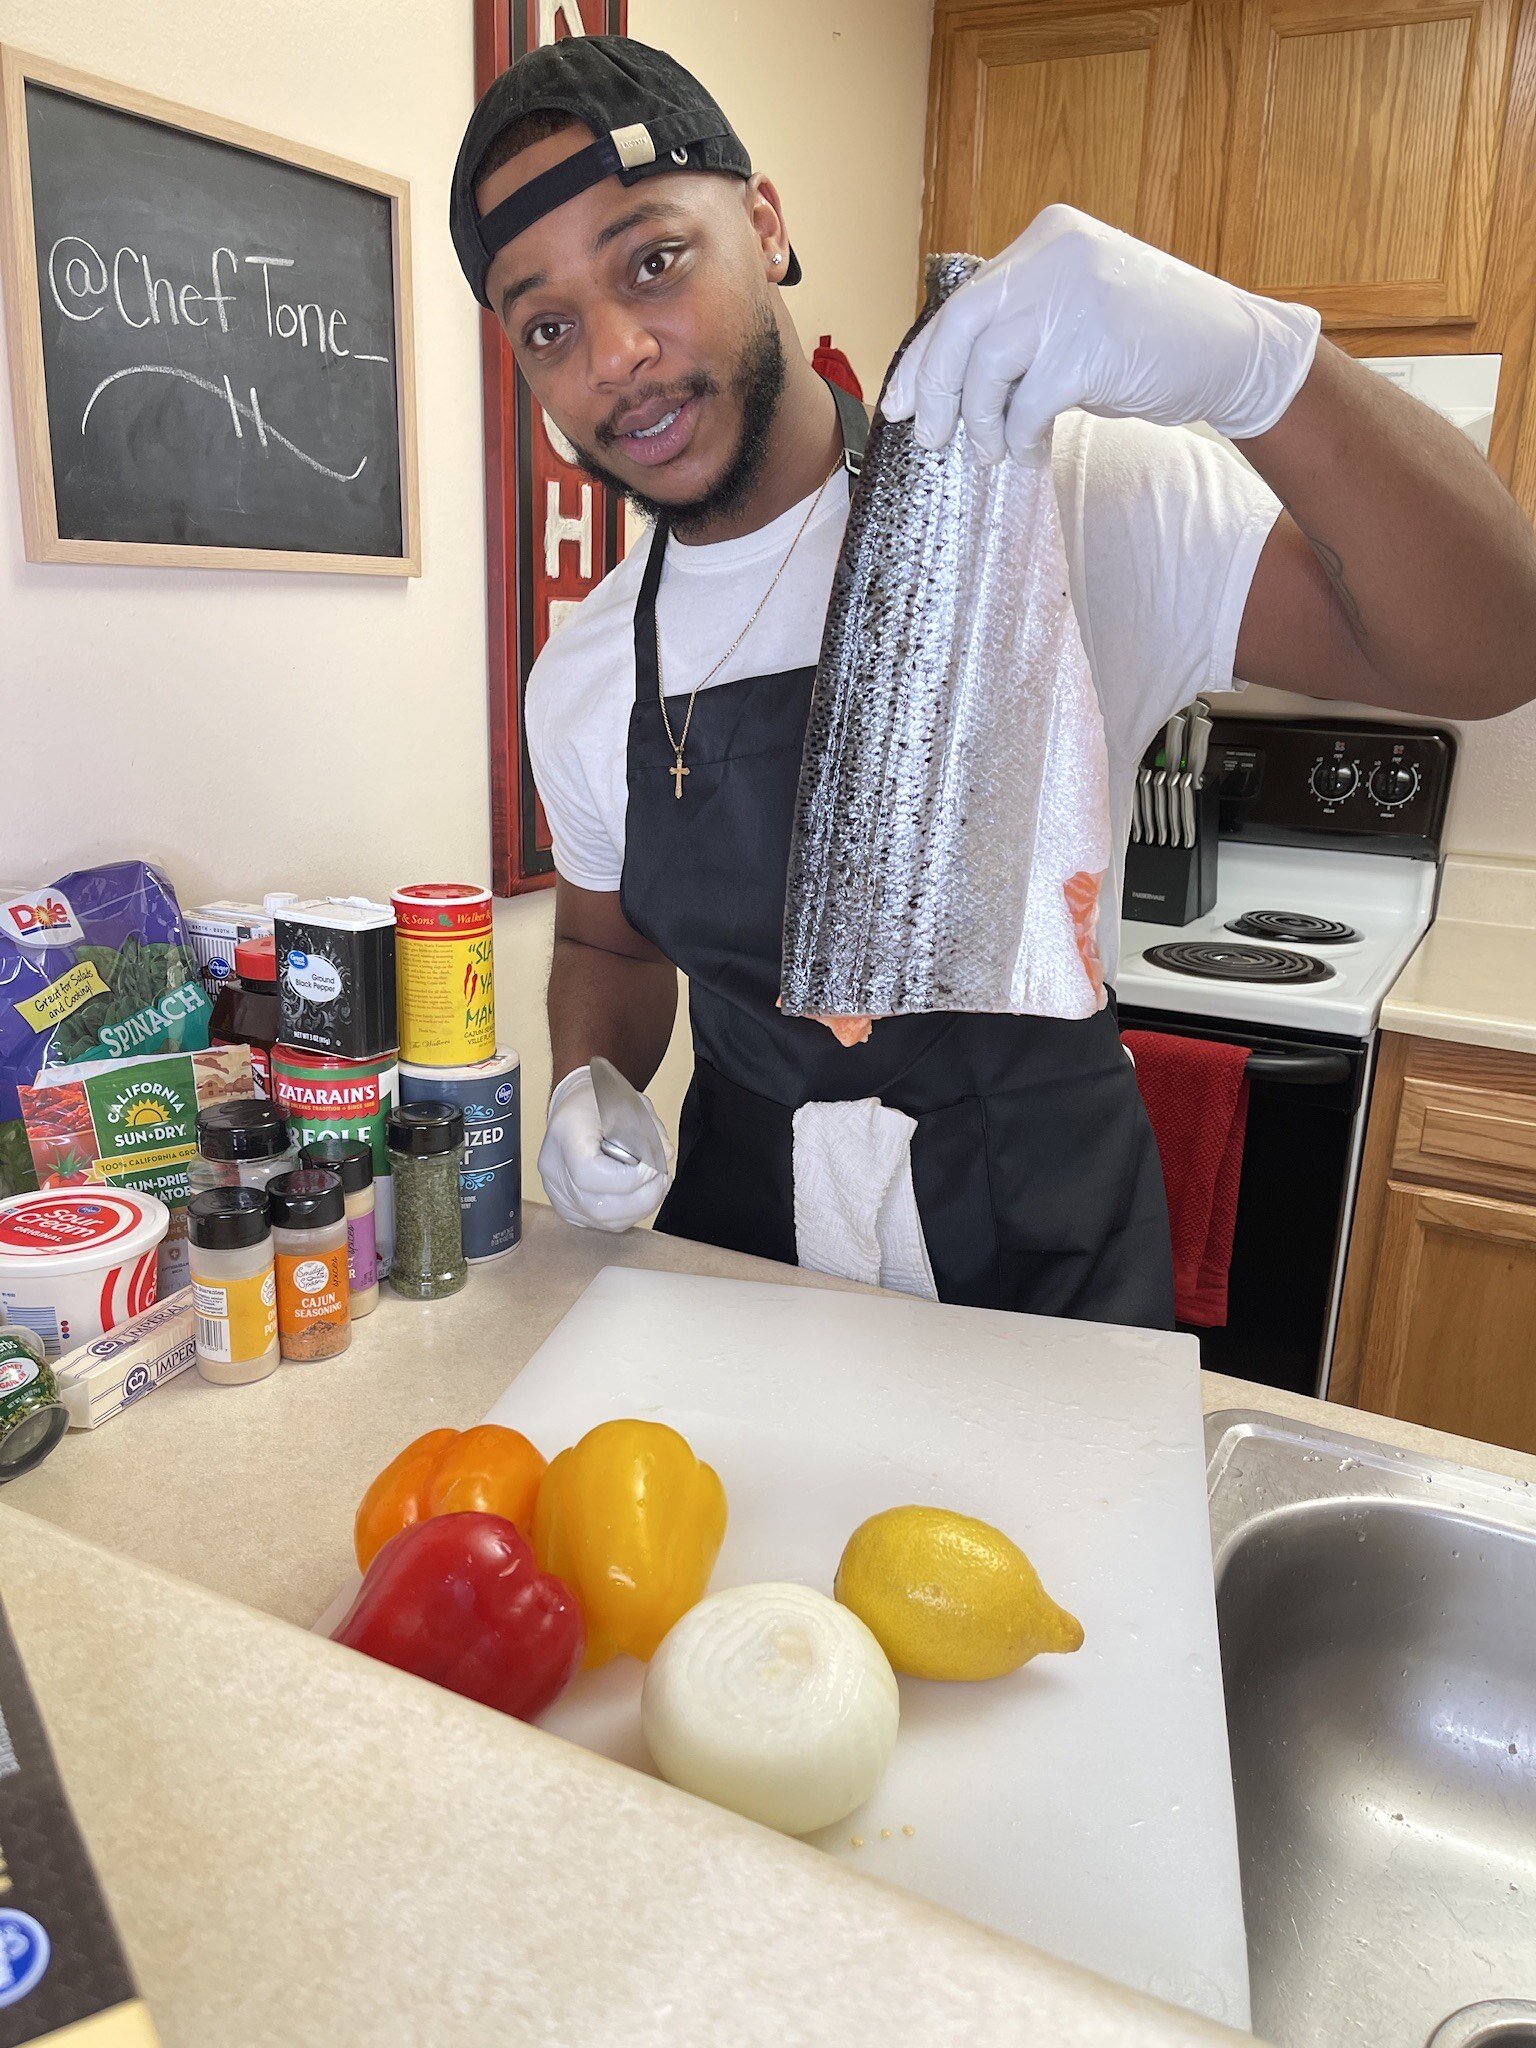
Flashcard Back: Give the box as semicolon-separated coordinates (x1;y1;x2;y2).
391;884;496;1067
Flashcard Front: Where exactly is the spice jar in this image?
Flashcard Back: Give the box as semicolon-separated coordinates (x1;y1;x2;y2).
187;1189;279;1386
189;1100;296;1197
210;936;281;1097
298;1139;378;1318
387;1105;467;1301
267;1169;351;1360
0;1323;67;1479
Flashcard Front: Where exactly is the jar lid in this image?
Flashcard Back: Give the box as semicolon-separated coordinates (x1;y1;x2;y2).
267;1168;345;1229
188;1187;271;1251
198;1099;290;1161
298;1138;373;1193
387;1103;465;1156
233;935;277;985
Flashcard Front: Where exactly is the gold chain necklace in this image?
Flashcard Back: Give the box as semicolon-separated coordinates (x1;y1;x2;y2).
657;462;839;799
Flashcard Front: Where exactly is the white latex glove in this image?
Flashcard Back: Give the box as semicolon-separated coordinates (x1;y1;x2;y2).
537;1064;671;1233
883;204;1321;462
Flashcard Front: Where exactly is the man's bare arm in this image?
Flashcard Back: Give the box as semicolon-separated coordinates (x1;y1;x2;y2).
1236;340;1536;719
549;877;678;1093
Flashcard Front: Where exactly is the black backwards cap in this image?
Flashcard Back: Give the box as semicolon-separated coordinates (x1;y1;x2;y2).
450;34;802;309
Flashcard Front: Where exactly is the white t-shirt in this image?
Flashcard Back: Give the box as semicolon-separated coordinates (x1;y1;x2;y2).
525;411;1282;984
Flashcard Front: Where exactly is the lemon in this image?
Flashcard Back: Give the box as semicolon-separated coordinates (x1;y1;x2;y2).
834;1506;1084;1681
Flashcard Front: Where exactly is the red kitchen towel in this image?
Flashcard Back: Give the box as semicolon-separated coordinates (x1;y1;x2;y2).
1121;1030;1251;1327
811;334;863;400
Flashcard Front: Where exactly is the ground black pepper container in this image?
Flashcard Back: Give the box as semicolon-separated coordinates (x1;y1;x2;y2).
387;1104;467;1300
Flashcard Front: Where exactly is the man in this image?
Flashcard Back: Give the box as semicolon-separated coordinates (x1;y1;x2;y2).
450;35;1536;1326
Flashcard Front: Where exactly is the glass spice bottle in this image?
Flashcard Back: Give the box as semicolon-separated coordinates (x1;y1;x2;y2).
387;1105;467;1301
209;936;281;1097
267;1169;351;1360
189;1100;296;1198
298;1139;379;1317
187;1188;280;1386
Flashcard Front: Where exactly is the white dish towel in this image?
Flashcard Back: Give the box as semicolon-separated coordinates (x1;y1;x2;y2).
791;1098;938;1301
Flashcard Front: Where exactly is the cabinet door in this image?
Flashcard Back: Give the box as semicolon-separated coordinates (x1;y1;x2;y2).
924;1;1199;262
1355;1181;1536;1453
1219;0;1520;329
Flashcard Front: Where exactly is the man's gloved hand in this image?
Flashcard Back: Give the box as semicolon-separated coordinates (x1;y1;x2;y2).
537;1065;671;1233
883;204;1321;462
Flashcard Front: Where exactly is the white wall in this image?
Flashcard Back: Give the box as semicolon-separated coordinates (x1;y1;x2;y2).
0;0;935;1198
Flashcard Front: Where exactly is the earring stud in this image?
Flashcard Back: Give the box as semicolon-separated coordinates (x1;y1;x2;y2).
771;253;784;267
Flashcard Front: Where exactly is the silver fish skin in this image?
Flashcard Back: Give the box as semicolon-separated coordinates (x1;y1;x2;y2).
780;252;1111;1028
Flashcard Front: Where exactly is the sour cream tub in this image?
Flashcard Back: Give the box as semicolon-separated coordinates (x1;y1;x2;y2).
0;1188;169;1358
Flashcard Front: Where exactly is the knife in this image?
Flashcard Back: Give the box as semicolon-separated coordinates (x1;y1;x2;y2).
590;1057;668;1176
1190;709;1211;786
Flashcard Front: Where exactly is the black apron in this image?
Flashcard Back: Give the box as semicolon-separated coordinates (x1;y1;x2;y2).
619;380;1174;1329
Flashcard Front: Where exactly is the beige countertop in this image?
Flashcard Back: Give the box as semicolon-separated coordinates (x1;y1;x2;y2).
0;1507;1248;2048
1382;855;1536;1056
8;1203;1535;2046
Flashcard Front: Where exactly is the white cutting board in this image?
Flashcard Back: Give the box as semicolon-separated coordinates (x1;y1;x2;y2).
480;1267;1249;2029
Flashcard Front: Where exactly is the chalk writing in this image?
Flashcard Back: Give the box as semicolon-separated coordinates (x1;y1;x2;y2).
80;365;367;482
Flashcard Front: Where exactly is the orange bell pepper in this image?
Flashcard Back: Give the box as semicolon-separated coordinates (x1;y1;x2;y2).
532;1419;727;1667
354;1424;547;1571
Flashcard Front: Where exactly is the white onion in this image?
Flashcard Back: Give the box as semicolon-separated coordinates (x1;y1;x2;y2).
641;1582;900;1835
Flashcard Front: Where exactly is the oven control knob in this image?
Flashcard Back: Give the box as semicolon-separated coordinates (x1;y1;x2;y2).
1311;759;1357;801
1369;761;1419;806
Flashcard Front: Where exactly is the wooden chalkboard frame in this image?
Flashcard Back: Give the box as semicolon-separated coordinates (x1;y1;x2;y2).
0;46;421;575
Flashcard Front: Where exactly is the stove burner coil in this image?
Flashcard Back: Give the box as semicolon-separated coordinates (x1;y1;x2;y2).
1225;911;1360;946
1144;942;1336;985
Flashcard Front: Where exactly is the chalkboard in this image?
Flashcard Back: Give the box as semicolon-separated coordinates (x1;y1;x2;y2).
0;49;419;573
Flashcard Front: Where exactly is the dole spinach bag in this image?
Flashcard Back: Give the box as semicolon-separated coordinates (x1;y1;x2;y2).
0;862;211;1196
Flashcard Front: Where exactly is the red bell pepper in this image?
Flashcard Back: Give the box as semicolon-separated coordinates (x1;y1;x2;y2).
332;1511;585;1722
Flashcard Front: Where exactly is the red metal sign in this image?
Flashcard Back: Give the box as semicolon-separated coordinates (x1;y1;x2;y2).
477;0;627;895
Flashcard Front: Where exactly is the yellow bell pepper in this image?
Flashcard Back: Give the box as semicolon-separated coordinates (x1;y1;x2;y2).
532;1420;727;1667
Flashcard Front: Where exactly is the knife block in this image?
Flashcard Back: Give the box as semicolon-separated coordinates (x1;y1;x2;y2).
1122;783;1219;926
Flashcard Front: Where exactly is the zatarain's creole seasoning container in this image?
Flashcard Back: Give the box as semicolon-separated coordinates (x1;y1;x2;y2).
391;884;495;1067
271;1047;397;1269
275;900;396;1062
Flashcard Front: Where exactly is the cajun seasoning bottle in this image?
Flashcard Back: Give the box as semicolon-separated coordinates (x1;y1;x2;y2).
187;1189;279;1386
387;1105;467;1301
297;1139;378;1318
267;1169;351;1360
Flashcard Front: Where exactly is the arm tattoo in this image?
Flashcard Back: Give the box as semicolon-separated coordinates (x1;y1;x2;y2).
1284;501;1370;650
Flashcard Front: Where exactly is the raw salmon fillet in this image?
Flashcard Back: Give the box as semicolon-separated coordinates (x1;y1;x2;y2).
780;252;1112;1035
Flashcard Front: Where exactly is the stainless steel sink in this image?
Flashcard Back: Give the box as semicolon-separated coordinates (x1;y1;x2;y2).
1207;1412;1536;2048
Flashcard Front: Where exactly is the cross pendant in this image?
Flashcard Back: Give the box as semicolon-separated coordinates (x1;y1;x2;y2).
670;755;690;799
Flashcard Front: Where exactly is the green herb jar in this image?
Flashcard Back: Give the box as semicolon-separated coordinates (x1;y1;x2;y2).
0;1327;68;1479
386;1105;467;1301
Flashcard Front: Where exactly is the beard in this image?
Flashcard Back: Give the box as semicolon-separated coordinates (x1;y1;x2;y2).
566;301;787;536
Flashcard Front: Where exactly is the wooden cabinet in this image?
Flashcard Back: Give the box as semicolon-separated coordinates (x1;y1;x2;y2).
1332;1033;1536;1454
1218;0;1519;330
922;2;1206;261
921;0;1536;511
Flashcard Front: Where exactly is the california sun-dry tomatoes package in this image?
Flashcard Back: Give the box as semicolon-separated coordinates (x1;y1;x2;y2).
17;1045;253;1295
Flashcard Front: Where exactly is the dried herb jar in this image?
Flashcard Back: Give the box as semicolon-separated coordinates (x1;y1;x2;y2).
386;1105;467;1301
